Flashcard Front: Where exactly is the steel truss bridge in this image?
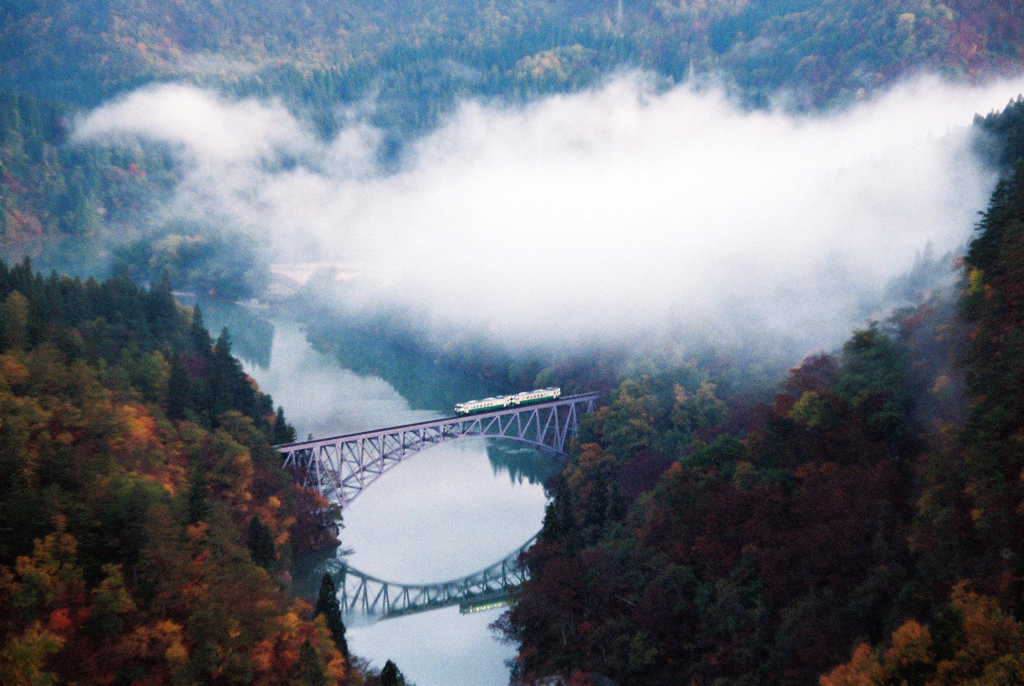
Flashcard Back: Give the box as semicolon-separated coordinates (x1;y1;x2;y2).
276;393;599;511
325;537;535;619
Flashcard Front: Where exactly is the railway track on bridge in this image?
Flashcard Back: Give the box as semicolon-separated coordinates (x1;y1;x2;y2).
276;392;600;511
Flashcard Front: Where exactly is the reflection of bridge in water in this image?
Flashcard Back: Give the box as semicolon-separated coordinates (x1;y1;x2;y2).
277;393;599;511
327;537;535;619
278;394;599;618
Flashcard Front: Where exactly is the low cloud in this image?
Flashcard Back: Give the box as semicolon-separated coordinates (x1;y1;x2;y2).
74;75;1024;353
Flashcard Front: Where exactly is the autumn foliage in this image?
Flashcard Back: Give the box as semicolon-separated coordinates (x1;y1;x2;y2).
0;260;353;685
499;96;1024;686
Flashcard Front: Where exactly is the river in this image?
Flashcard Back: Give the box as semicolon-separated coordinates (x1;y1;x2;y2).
199;302;558;686
0;236;553;685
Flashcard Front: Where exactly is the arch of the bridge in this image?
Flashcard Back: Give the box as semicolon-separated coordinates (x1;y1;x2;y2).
326;536;536;618
276;393;599;512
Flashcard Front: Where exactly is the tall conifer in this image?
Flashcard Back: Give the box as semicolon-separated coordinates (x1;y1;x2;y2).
314;573;348;657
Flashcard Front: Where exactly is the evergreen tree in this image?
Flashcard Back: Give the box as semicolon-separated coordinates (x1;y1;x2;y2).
166;353;191;421
210;327;257;420
606;480;627;523
247;516;276;569
145;272;179;341
185;466;209;525
380;660;403;686
273;406;296;444
1;290;29;351
584;474;608;533
539;500;561;543
314;573;348;657
297;639;328;686
189;306;213;356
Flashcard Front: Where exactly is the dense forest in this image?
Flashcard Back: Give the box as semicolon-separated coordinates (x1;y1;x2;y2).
493;100;1024;684
3;1;1024;685
3;0;1024;257
3;0;1024;109
0;259;383;684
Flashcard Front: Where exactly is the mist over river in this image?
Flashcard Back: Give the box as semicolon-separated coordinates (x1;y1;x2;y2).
200;303;559;686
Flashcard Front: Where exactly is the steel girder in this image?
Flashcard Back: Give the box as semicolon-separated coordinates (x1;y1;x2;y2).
276;393;599;511
325;537;535;618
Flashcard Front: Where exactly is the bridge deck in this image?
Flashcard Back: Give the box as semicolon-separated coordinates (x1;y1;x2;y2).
276;391;601;511
275;392;601;450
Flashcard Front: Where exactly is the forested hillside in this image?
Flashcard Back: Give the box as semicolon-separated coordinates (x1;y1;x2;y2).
496;99;1024;685
0;259;367;684
0;85;179;249
4;0;1023;110
3;0;1024;259
2;1;1024;684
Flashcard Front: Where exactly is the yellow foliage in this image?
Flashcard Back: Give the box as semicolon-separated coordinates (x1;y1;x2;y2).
0;354;30;386
113;403;159;450
821;586;1024;685
325;653;348;682
789;391;827;427
968;267;985;296
164;638;188;667
13;524;83;608
883;620;931;671
565;443;615;494
148;621;189;667
278;610;302;638
209;429;254;509
94;564;137;615
0;621;64;686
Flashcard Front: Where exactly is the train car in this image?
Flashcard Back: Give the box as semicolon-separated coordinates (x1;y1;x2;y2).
454;387;561;415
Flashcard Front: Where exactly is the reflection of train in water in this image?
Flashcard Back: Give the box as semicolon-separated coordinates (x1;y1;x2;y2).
454;387;561;415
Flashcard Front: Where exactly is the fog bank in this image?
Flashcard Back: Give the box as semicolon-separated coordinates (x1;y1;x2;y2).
75;76;1024;352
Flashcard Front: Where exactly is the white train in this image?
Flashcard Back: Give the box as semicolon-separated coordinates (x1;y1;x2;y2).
454;387;561;415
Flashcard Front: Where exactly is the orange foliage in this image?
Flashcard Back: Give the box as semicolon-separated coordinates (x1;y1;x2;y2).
820;643;884;686
45;608;73;636
112;403;159;452
821;585;1024;685
0;354;30;386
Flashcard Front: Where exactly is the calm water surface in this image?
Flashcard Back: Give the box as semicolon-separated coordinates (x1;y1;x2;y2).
203;307;555;686
2;240;553;684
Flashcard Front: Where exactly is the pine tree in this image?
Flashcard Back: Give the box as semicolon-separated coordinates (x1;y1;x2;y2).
145;272;179;341
1;290;29;350
606;480;627;523
273;406;296;444
539;500;561;542
585;475;608;532
189;306;213;356
314;573;348;657
297;640;327;686
247;516;276;569
210;328;257;420
185;466;209;525
167;353;191;421
380;660;403;686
